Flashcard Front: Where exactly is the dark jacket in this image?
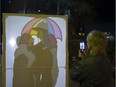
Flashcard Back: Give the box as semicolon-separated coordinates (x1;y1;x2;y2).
70;54;112;87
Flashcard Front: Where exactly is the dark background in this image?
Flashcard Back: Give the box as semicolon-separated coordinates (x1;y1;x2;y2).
1;0;115;36
0;0;115;87
1;0;115;21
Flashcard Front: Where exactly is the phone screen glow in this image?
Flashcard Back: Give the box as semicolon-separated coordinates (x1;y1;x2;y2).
80;42;85;50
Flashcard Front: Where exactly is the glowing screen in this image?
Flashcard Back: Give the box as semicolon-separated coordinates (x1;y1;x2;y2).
2;13;68;87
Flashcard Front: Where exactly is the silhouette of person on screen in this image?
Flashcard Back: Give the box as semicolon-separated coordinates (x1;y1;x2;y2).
13;32;58;87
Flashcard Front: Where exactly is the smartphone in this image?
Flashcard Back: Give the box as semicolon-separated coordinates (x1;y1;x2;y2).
80;41;85;51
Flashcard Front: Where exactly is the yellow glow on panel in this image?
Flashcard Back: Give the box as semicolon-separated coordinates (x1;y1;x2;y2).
30;30;38;35
32;19;44;28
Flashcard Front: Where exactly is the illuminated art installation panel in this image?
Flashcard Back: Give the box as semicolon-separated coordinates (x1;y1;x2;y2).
2;13;68;87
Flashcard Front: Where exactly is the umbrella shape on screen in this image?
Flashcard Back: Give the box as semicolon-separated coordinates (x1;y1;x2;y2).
21;18;62;48
22;18;62;40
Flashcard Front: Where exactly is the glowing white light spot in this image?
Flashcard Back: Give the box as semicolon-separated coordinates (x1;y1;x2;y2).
107;36;109;38
32;35;41;45
9;38;16;46
40;74;43;81
9;1;11;3
38;10;41;12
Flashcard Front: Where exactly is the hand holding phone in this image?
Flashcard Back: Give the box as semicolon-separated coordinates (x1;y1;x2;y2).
78;50;86;58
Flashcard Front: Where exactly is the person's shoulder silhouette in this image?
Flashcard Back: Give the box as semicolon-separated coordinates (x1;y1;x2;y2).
28;42;53;68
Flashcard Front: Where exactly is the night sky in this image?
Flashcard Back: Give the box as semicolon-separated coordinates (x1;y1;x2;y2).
1;0;115;35
82;0;115;36
94;0;115;22
1;0;115;22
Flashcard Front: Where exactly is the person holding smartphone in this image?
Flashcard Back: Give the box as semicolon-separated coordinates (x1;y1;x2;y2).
70;30;113;87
